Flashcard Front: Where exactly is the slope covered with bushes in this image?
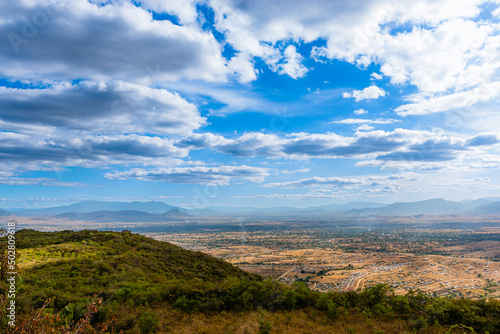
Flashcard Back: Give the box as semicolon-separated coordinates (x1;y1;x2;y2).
1;230;499;333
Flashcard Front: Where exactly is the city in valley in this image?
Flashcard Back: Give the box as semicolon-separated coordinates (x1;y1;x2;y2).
142;215;500;300
15;213;500;300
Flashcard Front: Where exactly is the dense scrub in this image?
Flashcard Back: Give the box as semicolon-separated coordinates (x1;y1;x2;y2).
1;230;499;333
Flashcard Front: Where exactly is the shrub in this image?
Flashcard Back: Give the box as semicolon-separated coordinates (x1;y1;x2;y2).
137;310;159;334
258;314;272;334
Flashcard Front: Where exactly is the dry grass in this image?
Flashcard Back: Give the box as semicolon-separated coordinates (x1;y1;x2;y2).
110;305;450;334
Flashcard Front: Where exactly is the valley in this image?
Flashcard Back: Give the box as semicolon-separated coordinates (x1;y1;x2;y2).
3;215;500;333
11;210;500;301
144;219;500;300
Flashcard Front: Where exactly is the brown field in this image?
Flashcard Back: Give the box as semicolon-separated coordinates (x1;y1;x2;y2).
11;214;500;300
149;225;500;300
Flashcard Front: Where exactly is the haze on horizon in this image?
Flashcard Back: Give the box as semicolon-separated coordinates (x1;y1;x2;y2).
1;0;500;210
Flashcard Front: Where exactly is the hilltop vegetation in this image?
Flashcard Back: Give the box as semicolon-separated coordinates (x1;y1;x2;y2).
1;230;500;333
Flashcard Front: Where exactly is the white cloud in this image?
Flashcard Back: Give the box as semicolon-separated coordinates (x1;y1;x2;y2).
105;165;272;185
3;126;499;174
206;0;500;114
356;124;374;131
211;132;284;157
342;85;386;101
159;80;275;115
176;129;500;164
280;168;310;174
277;45;308;79
354;108;368;115
0;131;189;168
0;0;228;83
265;176;364;188
137;0;200;25
227;53;258;83
332;118;399;124
0;81;205;135
396;82;500;116
232;192;345;200
0;176;83;187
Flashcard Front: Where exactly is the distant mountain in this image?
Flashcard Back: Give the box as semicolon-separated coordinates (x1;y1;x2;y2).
19;200;180;216
54;208;192;222
0;209;11;216
160;208;192;219
54;210;164;222
12;198;500;219
460;198;492;210
469;201;500;215
187;199;497;217
188;206;302;216
347;198;467;216
307;202;387;212
189;203;386;216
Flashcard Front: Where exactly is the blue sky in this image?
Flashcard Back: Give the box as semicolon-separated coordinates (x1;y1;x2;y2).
1;0;500;209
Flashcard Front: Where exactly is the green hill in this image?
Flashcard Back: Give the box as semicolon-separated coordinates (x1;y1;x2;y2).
2;230;500;334
15;229;257;304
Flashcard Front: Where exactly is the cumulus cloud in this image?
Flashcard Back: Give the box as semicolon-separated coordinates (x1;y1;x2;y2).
0;132;188;167
175;130;500;163
280;168;310;174
466;133;500;147
0;176;83;187
232;193;346;200
104;165;272;184
277;45;308;79
3;126;499;173
265;176;364;188
353;108;368;115
395;82;500;116
0;0;227;83
342;85;386;101
137;0;200;25
214;132;284;157
207;0;500;112
175;133;228;149
356;124;374;131
0;81;205;135
240;172;422;200
83;135;188;159
332;118;399;124
227;53;258;83
2;0;500;196
375;150;457;162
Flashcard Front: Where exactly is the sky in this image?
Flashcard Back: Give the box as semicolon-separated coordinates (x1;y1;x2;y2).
1;0;500;209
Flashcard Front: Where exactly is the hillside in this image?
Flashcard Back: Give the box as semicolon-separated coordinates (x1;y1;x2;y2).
0;230;258;332
15;229;257;287
2;230;500;333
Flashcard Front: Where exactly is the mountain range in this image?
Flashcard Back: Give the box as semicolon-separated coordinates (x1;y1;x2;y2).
346;198;494;216
1;198;500;222
17;200;180;216
54;208;191;223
